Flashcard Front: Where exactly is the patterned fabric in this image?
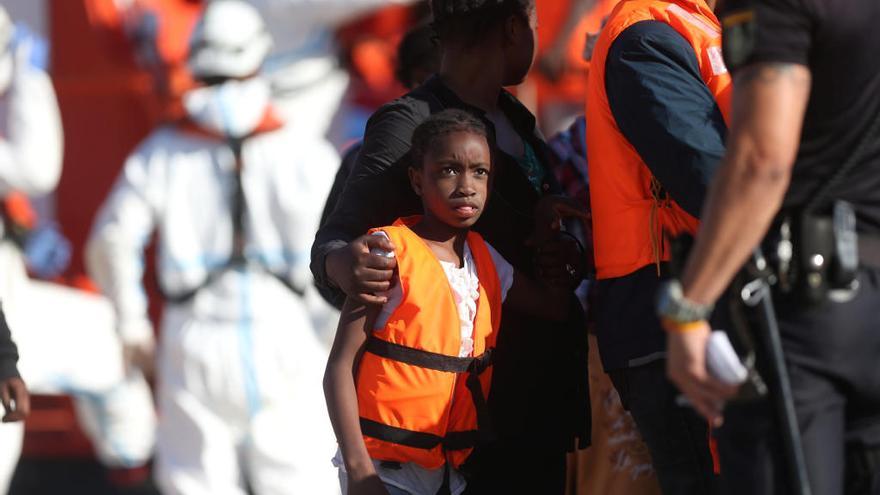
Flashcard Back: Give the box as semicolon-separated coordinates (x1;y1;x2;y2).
515;140;548;194
546;117;590;209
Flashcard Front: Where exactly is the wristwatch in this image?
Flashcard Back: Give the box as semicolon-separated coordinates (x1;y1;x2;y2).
656;279;714;324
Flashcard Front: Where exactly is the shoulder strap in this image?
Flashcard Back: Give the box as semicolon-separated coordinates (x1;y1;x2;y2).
158;136;304;304
804;108;880;214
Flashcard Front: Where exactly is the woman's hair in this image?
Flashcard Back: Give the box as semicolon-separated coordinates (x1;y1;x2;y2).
395;24;441;89
430;0;533;46
410;109;489;169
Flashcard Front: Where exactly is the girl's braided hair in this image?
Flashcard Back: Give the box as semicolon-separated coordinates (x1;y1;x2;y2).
430;0;533;46
410;109;489;169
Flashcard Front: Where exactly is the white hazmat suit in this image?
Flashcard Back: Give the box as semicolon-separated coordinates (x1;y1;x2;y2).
0;10;156;493
88;4;340;492
88;90;340;495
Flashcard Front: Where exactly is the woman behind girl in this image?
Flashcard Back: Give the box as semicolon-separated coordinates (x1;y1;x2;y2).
324;110;579;495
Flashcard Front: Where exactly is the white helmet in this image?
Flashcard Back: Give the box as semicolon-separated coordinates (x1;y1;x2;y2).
188;0;272;80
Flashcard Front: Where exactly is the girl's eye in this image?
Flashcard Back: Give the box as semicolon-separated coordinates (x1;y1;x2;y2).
442;167;458;175
475;168;489;176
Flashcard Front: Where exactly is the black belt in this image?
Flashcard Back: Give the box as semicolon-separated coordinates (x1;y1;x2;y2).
859;236;880;268
359;336;495;451
158;258;304;305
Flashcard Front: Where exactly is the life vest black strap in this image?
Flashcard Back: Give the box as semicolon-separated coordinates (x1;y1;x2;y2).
364;336;493;374
158;136;304;304
359;417;479;451
363;337;497;450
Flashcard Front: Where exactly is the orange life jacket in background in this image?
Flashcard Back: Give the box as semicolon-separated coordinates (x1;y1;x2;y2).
356;216;502;469
586;0;732;280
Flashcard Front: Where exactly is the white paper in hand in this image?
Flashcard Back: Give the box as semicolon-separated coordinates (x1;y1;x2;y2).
706;330;748;386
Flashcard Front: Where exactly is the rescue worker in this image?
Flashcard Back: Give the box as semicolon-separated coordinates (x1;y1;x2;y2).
584;0;731;492
0;7;156;493
663;0;880;493
86;1;339;493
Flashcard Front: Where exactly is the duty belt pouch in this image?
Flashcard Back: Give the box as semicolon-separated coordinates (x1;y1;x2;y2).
773;97;880;305
777;201;859;306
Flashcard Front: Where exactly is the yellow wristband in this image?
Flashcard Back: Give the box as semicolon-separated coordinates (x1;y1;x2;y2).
661;317;707;333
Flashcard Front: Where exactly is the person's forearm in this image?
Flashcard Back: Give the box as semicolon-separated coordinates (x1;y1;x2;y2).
324;300;378;477
323;361;374;476
679;63;811;306
680;143;791;305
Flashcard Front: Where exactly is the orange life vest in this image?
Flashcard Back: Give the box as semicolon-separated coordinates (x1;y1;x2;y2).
586;0;732;280
356;216;502;469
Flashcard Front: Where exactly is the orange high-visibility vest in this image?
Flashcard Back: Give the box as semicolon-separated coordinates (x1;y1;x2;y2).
586;0;732;280
356;216;502;469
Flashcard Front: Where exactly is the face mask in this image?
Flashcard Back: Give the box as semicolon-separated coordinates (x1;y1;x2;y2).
182;77;271;139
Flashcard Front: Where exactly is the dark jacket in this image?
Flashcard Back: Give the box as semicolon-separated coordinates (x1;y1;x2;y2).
311;75;591;454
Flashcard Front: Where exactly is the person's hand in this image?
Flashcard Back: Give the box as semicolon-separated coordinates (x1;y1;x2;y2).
325;234;397;305
536;235;590;288
347;468;390;495
1;376;30;423
123;341;155;379
532;195;590;245
665;321;739;426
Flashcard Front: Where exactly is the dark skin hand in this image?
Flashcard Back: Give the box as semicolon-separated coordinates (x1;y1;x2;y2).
325;234;398;305
1;377;30;423
347;475;389;495
531;195;593;288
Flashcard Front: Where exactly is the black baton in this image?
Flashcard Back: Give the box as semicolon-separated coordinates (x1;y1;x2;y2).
739;250;812;495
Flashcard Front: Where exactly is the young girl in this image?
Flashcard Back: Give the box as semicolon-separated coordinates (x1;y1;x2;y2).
324;109;580;495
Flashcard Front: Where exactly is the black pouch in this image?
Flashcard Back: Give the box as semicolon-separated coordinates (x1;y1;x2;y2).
775;200;859;306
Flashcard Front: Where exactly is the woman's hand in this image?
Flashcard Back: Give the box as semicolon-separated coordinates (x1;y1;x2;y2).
1;376;30;423
532;195;590;245
536;235;590;288
325;234;397;305
347;467;390;495
530;195;592;287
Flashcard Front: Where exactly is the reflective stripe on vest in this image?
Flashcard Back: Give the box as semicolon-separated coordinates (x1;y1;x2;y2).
586;0;732;280
356;216;502;470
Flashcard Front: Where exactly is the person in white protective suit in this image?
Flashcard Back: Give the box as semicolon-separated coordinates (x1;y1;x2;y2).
0;6;157;494
87;2;340;493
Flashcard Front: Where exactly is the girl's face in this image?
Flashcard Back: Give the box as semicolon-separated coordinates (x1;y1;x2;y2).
409;131;492;231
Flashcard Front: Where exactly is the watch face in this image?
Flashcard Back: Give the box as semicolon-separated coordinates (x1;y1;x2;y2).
656;279;708;323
